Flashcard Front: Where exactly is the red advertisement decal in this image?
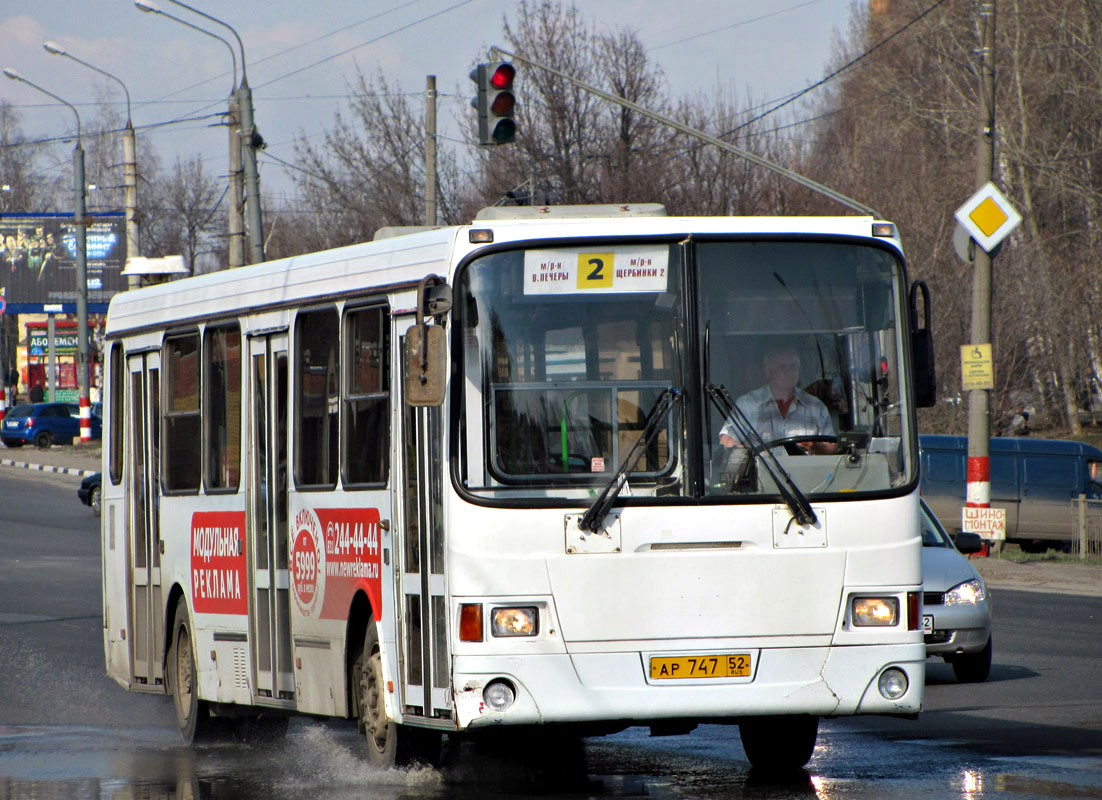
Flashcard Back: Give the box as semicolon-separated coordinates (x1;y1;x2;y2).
315;507;383;620
292;509;323;616
191;511;248;615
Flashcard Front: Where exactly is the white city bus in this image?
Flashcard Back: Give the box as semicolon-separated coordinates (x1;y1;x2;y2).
101;205;934;771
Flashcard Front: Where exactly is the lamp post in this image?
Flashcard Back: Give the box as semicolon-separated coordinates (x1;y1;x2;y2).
43;41;141;290
165;0;264;264
137;0;263;264
3;68;92;441
135;0;245;268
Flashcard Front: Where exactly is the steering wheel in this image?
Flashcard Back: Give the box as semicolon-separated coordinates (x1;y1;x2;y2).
752;434;838;456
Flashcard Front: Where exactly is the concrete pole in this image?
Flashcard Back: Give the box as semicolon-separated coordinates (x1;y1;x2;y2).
966;2;996;547
227;95;245;268
238;81;264;264
425;75;437;226
123;123;141;288
74;144;91;441
47;314;57;402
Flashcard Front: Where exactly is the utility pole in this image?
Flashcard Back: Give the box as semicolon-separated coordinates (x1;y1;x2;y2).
237;78;265;264
123;118;139;285
966;2;997;540
227;95;245;267
425;75;437;226
42;42;141;289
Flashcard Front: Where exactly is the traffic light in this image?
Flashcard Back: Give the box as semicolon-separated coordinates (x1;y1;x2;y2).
471;62;516;145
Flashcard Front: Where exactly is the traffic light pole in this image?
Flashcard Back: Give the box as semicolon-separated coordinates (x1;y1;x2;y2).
488;47;878;217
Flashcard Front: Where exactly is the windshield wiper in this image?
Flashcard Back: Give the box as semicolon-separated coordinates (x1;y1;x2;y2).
704;383;818;527
577;387;681;533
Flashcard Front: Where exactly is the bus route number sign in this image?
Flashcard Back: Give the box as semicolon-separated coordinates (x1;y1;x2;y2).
650;653;752;680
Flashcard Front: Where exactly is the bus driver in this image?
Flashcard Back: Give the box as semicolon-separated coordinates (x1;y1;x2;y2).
720;342;837;455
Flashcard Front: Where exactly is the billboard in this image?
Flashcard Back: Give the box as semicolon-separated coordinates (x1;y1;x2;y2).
0;213;126;312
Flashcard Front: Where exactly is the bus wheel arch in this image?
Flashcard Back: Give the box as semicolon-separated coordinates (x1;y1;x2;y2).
161;584;187;683
167;595;217;743
345;590;374;720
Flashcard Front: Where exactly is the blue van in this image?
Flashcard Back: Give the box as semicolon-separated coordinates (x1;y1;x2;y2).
919;435;1102;552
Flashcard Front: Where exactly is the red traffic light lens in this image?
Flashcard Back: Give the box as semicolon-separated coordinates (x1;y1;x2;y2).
490;63;515;90
490;91;515;116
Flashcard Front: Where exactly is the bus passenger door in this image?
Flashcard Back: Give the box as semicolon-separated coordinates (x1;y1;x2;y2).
248;333;295;705
127;351;164;691
396;325;452;722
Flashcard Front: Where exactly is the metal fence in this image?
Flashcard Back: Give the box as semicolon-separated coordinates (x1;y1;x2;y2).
1070;496;1102;557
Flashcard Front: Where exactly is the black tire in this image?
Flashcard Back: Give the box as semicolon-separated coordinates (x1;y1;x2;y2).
167;598;216;744
355;619;441;768
950;636;992;683
34;430;51;449
90;485;101;517
739;715;819;772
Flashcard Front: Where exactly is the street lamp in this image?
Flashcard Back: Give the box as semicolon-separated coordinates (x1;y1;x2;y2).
134;0;236;90
164;0;264;265
43;41;141;289
2;68;93;442
135;0;247;268
137;0;264;265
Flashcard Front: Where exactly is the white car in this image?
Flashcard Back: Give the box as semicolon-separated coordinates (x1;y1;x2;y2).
920;499;993;682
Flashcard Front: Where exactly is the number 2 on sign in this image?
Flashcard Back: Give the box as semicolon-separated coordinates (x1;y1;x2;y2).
577;252;614;289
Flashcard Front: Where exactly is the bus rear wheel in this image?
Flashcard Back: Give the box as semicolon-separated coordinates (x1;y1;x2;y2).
168;598;216;744
739;715;819;772
355;619;440;768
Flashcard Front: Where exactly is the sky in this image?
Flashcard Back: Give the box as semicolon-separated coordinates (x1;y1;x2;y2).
0;0;857;207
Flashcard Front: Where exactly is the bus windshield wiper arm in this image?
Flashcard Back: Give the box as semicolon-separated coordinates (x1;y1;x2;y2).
578;387;681;533
704;384;818;527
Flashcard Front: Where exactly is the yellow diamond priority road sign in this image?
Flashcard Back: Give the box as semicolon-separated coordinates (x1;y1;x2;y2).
954;181;1021;253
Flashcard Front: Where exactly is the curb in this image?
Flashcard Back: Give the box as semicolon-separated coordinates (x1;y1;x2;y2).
0;458;98;478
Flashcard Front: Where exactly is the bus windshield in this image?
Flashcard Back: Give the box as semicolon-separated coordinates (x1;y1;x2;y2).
455;237;914;502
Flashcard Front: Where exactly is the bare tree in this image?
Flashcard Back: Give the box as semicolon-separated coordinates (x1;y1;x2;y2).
141;155;223;274
0;101;63;212
281;68;462;256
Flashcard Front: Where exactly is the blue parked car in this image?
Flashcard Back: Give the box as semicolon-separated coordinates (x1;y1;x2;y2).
1;402;102;449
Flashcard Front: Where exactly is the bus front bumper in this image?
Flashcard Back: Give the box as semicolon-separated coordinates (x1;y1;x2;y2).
450;642;924;730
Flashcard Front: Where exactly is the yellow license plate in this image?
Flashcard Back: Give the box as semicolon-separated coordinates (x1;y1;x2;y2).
650;653;752;680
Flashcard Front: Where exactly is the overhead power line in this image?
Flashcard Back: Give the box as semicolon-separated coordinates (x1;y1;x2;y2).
728;0;955;135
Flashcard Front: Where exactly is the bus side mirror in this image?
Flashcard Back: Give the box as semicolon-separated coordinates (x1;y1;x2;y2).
406;326;446;406
406;275;451;407
910;279;936;408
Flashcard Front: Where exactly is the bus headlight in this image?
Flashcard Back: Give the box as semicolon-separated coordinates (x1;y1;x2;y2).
852;596;899;626
491;607;538;637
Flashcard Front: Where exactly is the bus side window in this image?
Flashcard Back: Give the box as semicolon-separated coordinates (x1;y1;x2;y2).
164;332;201;493
204;324;241;491
295;307;339;489
343;305;390;487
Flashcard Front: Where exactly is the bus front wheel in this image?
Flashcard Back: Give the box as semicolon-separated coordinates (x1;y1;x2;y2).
355;619;440;768
739;715;818;772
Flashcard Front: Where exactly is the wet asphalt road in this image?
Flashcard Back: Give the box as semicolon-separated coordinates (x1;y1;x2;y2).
1;467;1101;799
